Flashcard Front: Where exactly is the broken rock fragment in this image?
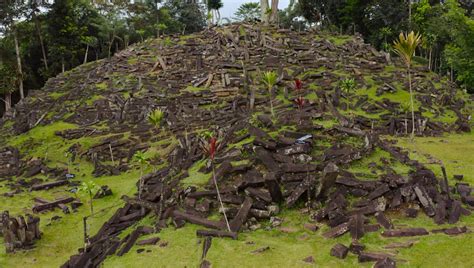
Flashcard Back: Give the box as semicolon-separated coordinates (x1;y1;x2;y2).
381;228;429;237
330;243;349;259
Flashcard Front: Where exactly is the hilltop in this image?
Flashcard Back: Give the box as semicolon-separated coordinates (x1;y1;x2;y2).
0;23;473;268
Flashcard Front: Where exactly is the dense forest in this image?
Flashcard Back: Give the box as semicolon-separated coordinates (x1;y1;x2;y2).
0;0;473;114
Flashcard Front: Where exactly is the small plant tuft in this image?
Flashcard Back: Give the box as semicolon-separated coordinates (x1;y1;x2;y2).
262;71;278;117
340;78;357;94
133;150;150;199
79;181;102;215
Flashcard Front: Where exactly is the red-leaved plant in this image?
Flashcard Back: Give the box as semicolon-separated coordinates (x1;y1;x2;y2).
295;96;305;110
205;134;231;232
294;79;302;91
295;97;306;125
209;137;217;160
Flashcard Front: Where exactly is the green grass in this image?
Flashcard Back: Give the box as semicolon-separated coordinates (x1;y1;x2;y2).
180;159;210;188
49;92;66;100
101;132;474;268
127;57;139;65
0;164;144;268
1;27;473;268
396;132;474;185
85;95;103;106
185;85;207;93
348;148;412;179
96;82;108;90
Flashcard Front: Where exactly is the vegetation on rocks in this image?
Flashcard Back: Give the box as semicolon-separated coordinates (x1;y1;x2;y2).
0;1;472;267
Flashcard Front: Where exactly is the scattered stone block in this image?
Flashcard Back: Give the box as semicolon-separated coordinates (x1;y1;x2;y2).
330;243;349;259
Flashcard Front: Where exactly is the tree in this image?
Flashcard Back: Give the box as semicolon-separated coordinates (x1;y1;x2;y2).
270;0;279;23
0;0;26;99
207;0;223;25
0;62;18;112
379;26;393;51
81;36;98;64
79;181;102;214
133;150;150;200
46;0;98;73
94;2;128;59
262;71;278;117
442;0;474;92
234;2;260;22
393;31;422;140
164;0;206;34
25;0;50;71
260;0;279;24
260;0;270;24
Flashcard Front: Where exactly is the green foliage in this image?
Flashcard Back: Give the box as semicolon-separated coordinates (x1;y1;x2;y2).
339;78;356;94
393;31;422;140
393;31;422;68
133;150;150;167
411;0;474;92
0;63;18;94
234;2;260;22
148;109;164;128
46;0;100;72
133;150;150;199
400;101;411;114
262;71;278;117
163;36;173;47
207;0;223;11
0;0;208;108
79;180;102;214
261;71;278;91
199;129;214;140
164;0;206;34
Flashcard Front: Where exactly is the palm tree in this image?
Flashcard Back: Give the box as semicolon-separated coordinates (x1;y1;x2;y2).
393;31;422;140
262;71;278;117
79;181;102;215
207;0;223;25
133;151;150;200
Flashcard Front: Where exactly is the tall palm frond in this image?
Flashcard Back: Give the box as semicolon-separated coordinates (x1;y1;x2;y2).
393;31;422;68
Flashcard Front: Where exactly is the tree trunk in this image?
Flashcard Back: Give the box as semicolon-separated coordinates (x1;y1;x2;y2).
84;44;89;64
450;64;454;82
428;47;432;70
33;10;48;71
4;93;12;112
260;0;269;24
13;30;24;100
408;67;415;140
62;58;65;73
108;40;113;58
108;31;115;58
270;0;279;24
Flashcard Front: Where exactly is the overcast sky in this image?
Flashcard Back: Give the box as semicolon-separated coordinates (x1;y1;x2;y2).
220;0;290;20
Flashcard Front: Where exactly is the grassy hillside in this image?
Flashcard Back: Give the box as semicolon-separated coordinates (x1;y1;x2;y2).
0;24;472;267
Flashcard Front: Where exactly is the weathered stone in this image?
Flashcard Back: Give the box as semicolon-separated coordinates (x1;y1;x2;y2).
381;228;429;237
330;243;349;259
